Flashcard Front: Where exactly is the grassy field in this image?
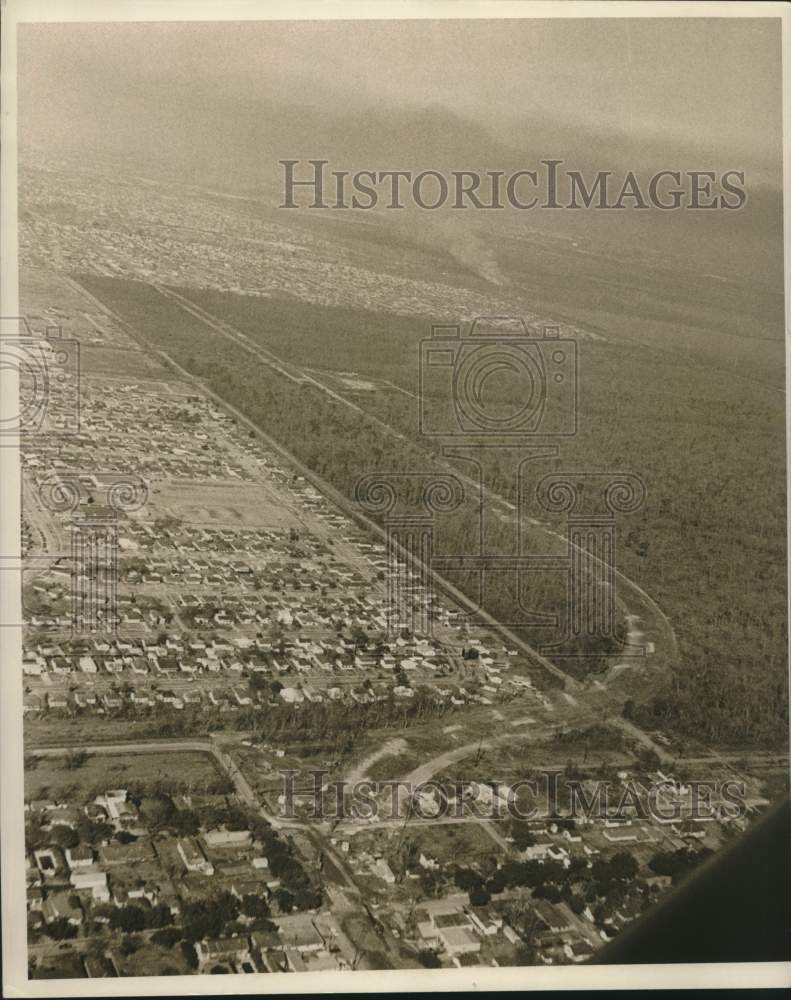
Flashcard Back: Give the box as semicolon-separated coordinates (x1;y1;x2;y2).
25;716;172;748
399;821;505;867
366;753;423;784
148;480;302;530
25;750;223;802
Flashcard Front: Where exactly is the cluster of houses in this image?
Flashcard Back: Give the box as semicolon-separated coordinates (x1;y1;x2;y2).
22;382;250;488
21;346;545;724
412;896;592;967
22;635;536;718
194;912;349;974
25;784;345;971
331;761;759;966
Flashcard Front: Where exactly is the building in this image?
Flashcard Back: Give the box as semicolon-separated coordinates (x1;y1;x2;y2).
65;845;94;870
279;687;304;704
204;829;252;849
372;858;396;884
42;891;83;926
438;925;481;958
532;900;572;935
522;836;554;861
70;868;110;902
276;914;325;953
194;937;252;970
177;838;215;876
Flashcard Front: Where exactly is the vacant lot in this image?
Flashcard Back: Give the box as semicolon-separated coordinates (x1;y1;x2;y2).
149;480;302;530
25;749;223;802
399;821;504;867
366;753;422;784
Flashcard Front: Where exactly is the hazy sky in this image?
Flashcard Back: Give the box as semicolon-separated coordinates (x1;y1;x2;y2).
19;17;783;172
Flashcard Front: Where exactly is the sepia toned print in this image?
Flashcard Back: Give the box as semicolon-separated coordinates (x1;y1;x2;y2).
1;3;789;993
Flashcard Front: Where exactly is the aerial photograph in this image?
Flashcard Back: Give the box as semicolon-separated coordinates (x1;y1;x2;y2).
6;9;788;987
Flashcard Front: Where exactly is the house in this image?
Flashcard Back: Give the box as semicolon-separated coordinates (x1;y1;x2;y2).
614;896;644;928
50;658;72;676
438;925;481;958
178;838;214;875
34;849;59;876
249;929;281;955
22;654;45;676
603;826;639;844
373;858;396;884
279;687;304;704
194;937;252;970
42;891;83;926
503;924;522;945
204;829;252;849
467;907;503;937
27;886;45;912
70;868;110;902
521;836;554;861
532;900;572;935
564;939;594;963
26;856;42;888
95;789;138;829
275;914;325;952
48;806;81;830
65;845;94;870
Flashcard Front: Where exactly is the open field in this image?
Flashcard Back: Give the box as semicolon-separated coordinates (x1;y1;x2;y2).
148;479;303;529
351;821;505;868
24;749;224;801
366;752;423;784
397;822;505;867
24;717;193;748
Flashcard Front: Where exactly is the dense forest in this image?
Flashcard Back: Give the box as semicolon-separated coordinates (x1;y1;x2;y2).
76;275;788;748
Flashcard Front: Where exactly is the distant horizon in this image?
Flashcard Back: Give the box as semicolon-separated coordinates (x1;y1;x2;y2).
18;18;783;181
